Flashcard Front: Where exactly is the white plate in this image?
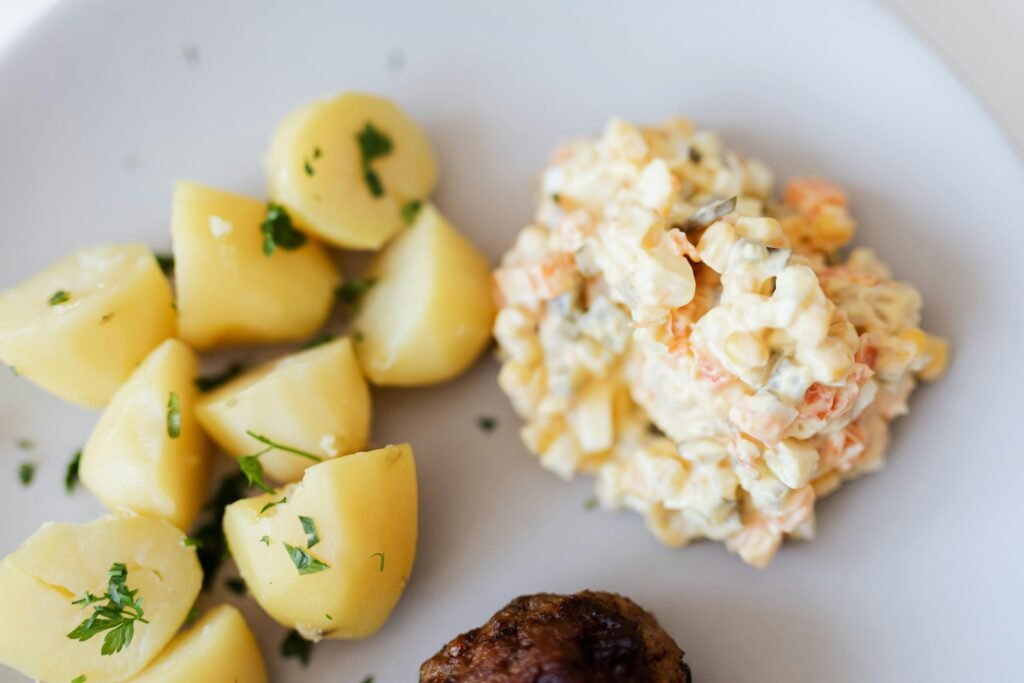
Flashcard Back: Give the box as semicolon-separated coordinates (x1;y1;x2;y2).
1;1;1021;681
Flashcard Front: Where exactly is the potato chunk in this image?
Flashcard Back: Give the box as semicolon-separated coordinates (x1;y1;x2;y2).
0;514;202;682
268;92;438;249
0;244;175;407
223;444;417;640
171;181;341;349
128;605;266;683
353;204;495;385
196;338;370;483
81;339;211;530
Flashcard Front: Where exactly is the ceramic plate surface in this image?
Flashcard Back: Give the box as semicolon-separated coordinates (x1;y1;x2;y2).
0;1;1021;680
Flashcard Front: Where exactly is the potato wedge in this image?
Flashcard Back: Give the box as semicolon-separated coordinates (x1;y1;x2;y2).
81;339;211;530
128;605;266;683
353;204;495;385
196;338;370;483
171;181;341;349
268;92;438;249
0;514;202;683
0;244;175;407
223;444;417;640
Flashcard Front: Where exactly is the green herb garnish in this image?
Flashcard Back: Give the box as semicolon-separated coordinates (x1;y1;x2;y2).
194;362;245;392
260;203;307;256
284;543;330;575
260;535;271;546
49;290;71;306
224;577;246;595
154;253;175;276
67;563;149;656
181;536;203;548
401;199;422;225
584;496;599;510
72;675;87;683
235;431;322;493
281;629;312;667
65;449;82;494
371;552;385;572
325;613;333;620
259;496;287;514
299;516;320;548
184;605;199;626
167;392;181;439
335;278;376;304
356;122;393;197
15;438;33;450
303;160;314;176
18;462;34;487
476;416;497;433
362;676;375;683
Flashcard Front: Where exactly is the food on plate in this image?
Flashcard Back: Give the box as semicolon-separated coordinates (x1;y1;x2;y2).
0;514;202;682
196;337;370;482
268;92;439;249
171;181;341;349
223;444;417;641
493;117;949;566
128;604;267;683
419;590;690;683
0;243;175;407
353;204;495;385
81;338;211;530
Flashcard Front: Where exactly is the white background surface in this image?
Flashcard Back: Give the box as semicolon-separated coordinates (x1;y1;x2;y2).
0;1;1022;682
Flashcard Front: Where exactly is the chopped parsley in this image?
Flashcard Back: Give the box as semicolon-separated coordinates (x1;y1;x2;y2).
300;332;335;350
371;552;385;572
303;160;314;176
335;278;376;304
184;605;199;626
48;290;71;306
284;543;330;575
401;199;422;225
66;563;149;656
299;515;320;548
362;677;375;683
7;365;17;376
192;472;249;590
325;613;333;620
356;122;393;197
166;392;181;439
99;313;114;324
281;629;312;667
17;462;34;487
154;253;175;276
476;416;497;433
260;203;307;256
72;675;87;683
236;431;322;493
260;535;271;546
313;146;322;159
65;449;82;494
15;438;33;450
584;496;599;510
224;577;246;595
181;536;203;548
194;362;245;393
259;496;287;514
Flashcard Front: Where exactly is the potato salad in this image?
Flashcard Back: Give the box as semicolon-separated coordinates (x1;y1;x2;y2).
494;118;948;566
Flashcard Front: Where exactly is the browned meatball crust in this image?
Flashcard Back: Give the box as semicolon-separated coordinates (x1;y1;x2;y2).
419;591;691;683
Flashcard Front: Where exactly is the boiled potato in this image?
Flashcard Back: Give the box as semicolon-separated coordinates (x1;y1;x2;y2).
196;338;370;483
0;244;175;407
128;605;266;683
81;339;211;530
353;204;495;385
268;92;438;249
171;181;341;349
223;444;417;640
0;514;201;683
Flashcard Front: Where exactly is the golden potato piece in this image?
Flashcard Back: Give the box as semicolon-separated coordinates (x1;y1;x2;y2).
81;339;211;530
353;204;495;385
0;514;202;683
223;444;417;640
196;337;370;483
171;181;341;349
0;244;175;407
268;92;438;249
128;605;266;683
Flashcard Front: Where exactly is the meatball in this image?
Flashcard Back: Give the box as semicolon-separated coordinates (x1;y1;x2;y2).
419;590;691;682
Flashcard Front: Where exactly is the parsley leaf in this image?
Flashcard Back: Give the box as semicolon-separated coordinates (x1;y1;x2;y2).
154;253;175;276
246;431;322;462
65;449;82;494
194;362;245;393
184;605;199;626
303;160;314;176
401;200;422;226
259;496;287;514
371;552;385;572
167;392;181;439
260;203;307;256
260;535;271;546
299;516;320;548
48;290;71;306
15;438;33;450
584;496;599;510
224;577;246;595
281;629;312;667
181;536;203;548
238;455;273;494
17;462;34;487
72;675;87;683
284;543;330;575
67;562;149;656
476;416;497;433
335;278;376;305
361;677;375;683
356;122;393;198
